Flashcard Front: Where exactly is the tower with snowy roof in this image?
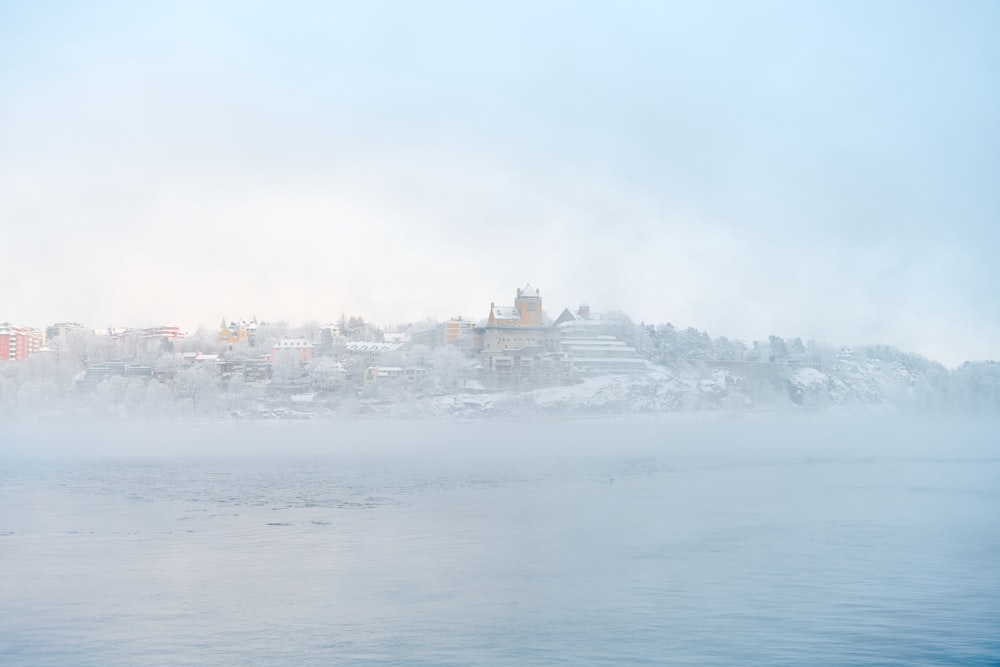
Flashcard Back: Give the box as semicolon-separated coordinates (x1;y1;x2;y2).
515;283;543;326
489;283;543;327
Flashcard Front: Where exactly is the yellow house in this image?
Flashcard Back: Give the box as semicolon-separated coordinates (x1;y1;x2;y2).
218;319;258;347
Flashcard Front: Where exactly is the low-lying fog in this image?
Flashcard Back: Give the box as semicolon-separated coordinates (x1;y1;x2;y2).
1;411;997;461
1;414;998;665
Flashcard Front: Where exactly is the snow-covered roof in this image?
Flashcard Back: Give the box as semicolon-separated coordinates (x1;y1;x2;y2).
518;283;539;297
273;338;314;349
345;341;403;352
492;306;520;320
556;316;607;327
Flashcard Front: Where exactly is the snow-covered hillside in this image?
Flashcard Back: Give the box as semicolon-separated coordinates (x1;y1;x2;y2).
2;326;997;420
327;356;1000;419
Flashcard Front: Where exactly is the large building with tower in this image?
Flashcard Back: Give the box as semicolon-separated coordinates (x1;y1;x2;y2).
479;284;570;385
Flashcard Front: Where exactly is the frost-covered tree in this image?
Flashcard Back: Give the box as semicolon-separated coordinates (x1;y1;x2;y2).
768;335;787;362
339;315;383;341
713;336;747;361
308;356;344;392
180;327;223;355
950;361;1000;411
254;321;290;352
806;340;837;369
289;320;322;343
272;351;305;385
173;363;220;411
95;376;131;412
0;363;18;414
652;323;678;363
407;344;433;368
428;346;471;393
788;337;807;362
633;323;655;357
679;327;714;360
60;328;106;365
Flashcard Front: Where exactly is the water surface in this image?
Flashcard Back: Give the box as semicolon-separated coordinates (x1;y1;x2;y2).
1;415;998;665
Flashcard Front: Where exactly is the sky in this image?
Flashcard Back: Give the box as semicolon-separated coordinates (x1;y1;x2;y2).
1;1;997;367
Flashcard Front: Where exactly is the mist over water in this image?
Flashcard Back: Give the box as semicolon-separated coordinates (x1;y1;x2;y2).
1;414;998;665
3;0;998;662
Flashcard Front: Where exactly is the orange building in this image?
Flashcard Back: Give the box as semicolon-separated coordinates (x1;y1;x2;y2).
487;284;543;327
479;284;569;385
271;338;314;364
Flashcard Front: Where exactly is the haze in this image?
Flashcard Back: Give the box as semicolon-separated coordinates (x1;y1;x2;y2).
2;1;998;367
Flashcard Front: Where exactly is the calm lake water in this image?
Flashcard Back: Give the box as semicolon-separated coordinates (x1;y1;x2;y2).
1;415;999;666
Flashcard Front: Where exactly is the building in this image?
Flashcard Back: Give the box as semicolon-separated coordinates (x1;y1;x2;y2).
553;304;595;327
344;341;403;366
45;322;86;345
553;305;648;375
479;285;570;385
75;360;153;391
487;283;543;327
410;318;476;349
558;333;648;374
218;319;258;348
214;357;273;383
142;325;185;341
0;324;45;362
363;366;429;386
443;317;476;346
272;338;314;364
141;326;186;352
410;326;439;349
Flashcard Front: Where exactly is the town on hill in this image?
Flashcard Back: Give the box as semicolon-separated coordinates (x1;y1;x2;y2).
2;284;998;418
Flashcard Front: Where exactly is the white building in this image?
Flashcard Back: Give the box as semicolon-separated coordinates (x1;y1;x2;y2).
345;341;404;366
554;306;648;375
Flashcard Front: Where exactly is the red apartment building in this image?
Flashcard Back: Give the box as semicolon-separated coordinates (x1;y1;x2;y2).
0;324;45;362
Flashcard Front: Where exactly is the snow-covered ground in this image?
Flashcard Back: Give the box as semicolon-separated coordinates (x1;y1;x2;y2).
3;354;998;421
338;357;999;419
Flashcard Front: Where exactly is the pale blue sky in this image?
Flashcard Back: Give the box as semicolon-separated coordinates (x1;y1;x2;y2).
1;1;997;365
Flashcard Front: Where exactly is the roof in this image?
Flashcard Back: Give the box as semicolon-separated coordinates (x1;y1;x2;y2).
518;283;540;298
273;338;314;349
345;341;403;352
492;306;520;320
556;317;609;329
